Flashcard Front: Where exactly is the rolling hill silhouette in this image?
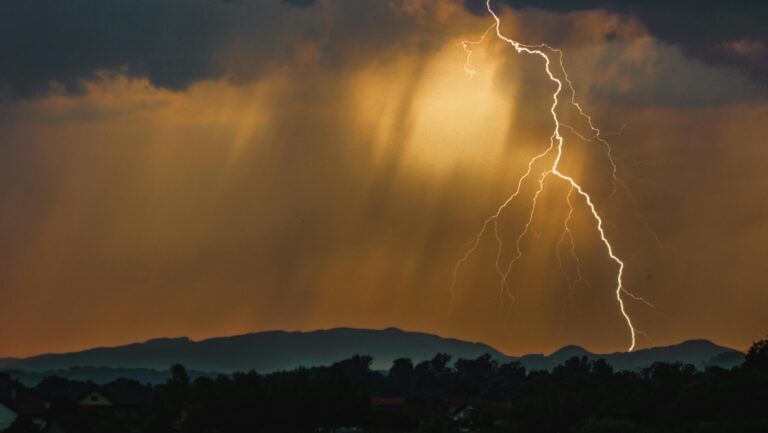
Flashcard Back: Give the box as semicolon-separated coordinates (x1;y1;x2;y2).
0;328;743;382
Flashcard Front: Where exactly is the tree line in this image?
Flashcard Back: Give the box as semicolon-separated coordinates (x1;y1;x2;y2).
2;339;767;433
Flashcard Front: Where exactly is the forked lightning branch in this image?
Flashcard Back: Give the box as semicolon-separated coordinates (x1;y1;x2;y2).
453;0;655;352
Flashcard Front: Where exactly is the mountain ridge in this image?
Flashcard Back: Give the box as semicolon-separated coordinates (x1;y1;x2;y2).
1;327;743;378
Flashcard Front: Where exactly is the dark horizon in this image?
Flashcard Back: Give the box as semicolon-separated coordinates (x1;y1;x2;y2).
0;327;746;382
1;339;767;433
0;326;750;361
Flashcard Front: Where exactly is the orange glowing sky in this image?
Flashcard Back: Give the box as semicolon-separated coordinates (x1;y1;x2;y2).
1;0;767;357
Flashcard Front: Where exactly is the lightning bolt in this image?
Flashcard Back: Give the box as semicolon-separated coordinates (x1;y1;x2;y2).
452;0;655;352
556;185;584;308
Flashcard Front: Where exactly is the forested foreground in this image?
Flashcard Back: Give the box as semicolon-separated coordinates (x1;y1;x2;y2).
2;340;767;433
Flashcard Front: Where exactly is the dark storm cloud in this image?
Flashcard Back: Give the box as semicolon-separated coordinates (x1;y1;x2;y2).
0;0;326;99
0;0;232;98
0;0;442;100
465;0;768;86
280;0;318;7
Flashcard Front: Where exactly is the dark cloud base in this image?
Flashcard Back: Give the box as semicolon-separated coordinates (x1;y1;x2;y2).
0;0;328;99
465;0;768;88
2;0;766;100
281;0;317;7
0;0;233;98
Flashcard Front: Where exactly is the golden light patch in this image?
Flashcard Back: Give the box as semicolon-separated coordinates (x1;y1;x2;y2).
405;37;513;175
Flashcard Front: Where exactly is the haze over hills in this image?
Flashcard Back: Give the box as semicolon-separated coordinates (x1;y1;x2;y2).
0;328;744;384
1;328;503;374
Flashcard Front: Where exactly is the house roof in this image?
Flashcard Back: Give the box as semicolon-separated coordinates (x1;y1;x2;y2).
78;390;111;405
72;379;153;407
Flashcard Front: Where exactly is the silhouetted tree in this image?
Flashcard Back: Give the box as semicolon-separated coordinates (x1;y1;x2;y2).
744;338;768;371
554;356;591;377
591;358;614;376
429;353;452;376
389;358;413;384
5;345;768;433
455;354;497;385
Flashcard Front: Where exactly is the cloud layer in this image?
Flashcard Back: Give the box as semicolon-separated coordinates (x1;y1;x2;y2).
3;0;765;101
465;0;768;87
0;0;451;99
1;0;767;357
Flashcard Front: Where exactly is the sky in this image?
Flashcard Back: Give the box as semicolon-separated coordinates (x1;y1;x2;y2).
1;0;767;358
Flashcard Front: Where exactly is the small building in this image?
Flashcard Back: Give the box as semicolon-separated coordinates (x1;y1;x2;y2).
77;380;152;419
78;391;112;408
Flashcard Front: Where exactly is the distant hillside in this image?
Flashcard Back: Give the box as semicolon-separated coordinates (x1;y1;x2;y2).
5;366;218;387
0;358;20;368
1;328;503;374
0;328;743;382
519;339;744;371
599;339;745;371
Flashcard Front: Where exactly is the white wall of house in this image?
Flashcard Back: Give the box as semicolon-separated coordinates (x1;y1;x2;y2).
78;391;112;407
0;403;17;431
